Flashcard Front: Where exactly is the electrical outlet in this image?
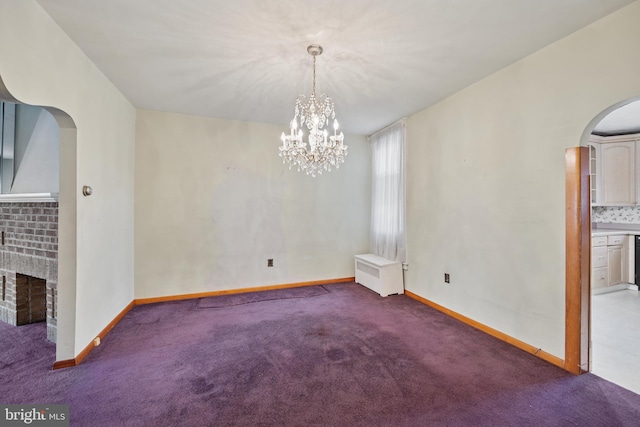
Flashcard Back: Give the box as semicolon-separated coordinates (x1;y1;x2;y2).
267;259;274;267
444;273;450;283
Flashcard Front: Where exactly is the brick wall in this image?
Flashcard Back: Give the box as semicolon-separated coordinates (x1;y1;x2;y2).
0;202;58;342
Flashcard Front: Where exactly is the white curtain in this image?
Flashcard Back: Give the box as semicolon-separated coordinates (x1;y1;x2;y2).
370;120;406;263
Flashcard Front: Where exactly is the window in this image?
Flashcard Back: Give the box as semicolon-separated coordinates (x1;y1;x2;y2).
370;120;406;262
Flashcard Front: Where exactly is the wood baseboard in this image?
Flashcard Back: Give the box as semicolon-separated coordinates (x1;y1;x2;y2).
52;300;135;370
52;277;355;369
51;358;75;370
134;277;355;305
404;290;565;370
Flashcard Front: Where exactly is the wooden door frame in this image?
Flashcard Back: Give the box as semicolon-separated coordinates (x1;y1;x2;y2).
565;146;591;374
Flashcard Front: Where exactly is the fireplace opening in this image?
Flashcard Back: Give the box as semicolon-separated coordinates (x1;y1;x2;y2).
16;274;47;326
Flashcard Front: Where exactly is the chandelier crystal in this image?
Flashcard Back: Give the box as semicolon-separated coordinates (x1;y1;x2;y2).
279;44;347;177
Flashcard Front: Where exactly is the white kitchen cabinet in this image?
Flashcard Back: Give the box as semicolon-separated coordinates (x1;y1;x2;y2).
592;266;609;289
589;134;640;206
600;141;635;205
592;235;608;247
607;235;628;285
592;245;607;267
591;234;630;290
608;245;624;285
592;244;608;289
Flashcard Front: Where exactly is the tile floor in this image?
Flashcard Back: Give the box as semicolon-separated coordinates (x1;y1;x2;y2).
591;289;640;395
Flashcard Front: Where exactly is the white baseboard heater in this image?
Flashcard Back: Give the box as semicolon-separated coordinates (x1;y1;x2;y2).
354;253;404;297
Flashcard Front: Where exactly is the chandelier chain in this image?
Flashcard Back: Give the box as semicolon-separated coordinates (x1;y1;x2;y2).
312;55;317;97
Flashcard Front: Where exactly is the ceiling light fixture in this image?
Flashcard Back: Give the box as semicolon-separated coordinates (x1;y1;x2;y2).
279;44;347;177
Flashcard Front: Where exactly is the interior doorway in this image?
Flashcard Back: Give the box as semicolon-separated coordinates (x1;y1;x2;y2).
0;100;61;350
571;97;640;394
0;74;78;365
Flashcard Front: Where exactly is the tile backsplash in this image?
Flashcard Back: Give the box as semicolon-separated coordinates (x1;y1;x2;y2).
592;206;640;224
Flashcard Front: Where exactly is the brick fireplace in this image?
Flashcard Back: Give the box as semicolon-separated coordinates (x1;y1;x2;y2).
0;200;58;342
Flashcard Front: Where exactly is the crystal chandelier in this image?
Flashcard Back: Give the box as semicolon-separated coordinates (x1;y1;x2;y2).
279;44;347;177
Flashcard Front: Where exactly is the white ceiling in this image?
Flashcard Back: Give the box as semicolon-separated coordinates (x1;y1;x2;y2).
35;0;634;135
593;101;640;136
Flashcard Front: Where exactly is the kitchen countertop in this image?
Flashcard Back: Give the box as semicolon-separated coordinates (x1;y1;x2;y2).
592;228;640;236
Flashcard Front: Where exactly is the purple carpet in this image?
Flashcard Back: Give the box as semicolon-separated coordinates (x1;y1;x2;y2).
197;284;329;308
1;282;639;426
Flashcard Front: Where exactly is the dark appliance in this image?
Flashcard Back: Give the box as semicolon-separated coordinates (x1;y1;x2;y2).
635;236;640;287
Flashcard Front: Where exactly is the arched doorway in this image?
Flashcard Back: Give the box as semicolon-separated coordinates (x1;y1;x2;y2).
0;74;78;364
584;98;640;394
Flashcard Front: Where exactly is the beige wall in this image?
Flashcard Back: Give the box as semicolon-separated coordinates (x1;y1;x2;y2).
405;1;640;358
135;110;370;298
0;1;135;360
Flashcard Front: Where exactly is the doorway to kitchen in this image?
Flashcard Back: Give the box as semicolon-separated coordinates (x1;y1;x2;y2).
583;97;640;395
